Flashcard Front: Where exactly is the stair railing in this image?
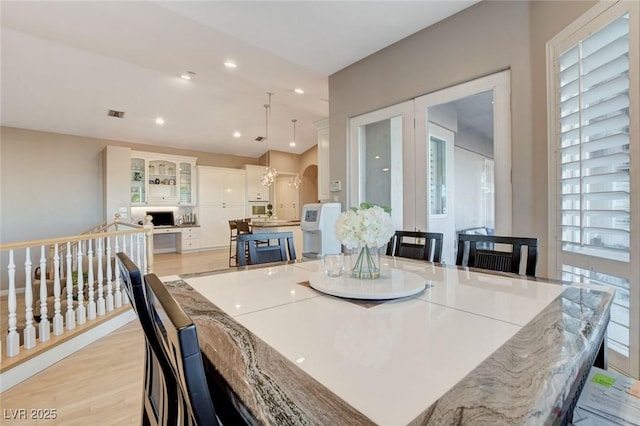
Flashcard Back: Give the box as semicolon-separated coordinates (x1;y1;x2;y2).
0;215;154;362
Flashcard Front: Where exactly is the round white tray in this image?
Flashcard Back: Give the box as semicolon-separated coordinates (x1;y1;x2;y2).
309;268;427;300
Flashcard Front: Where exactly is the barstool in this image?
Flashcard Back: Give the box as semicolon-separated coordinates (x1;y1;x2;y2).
234;220;253;265
228;220;238;266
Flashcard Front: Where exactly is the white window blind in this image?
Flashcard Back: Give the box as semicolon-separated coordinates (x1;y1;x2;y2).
549;1;639;376
557;12;630;262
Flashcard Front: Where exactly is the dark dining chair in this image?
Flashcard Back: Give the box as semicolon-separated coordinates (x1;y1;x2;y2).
116;252;179;425
455;234;538;277
236;232;296;266
386;231;443;263
228;220;238;267
144;273;219;426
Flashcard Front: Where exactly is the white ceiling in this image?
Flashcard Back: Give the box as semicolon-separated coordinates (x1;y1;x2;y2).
1;1;478;158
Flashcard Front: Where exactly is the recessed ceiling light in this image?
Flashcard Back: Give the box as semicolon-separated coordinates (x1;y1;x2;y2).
224;61;237;68
294;88;305;94
155;117;165;125
180;71;195;80
289;142;296;147
382;167;390;172
375;155;380;159
233;131;241;138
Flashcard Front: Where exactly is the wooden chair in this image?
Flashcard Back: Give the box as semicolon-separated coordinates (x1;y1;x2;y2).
144;273;219;426
236;232;296;266
455;234;538;277
228;220;238;267
116;253;179;425
386;231;443;263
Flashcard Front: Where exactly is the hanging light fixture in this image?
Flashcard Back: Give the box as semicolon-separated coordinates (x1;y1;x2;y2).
261;92;277;187
288;174;301;189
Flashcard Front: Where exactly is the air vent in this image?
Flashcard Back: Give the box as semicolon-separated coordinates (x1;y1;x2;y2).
255;136;265;142
107;109;125;118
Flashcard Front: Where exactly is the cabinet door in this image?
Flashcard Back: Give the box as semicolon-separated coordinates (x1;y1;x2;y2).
223;170;246;205
130;157;147;205
198;205;245;249
148;160;178;204
178;161;196;205
246;165;269;201
198;167;224;205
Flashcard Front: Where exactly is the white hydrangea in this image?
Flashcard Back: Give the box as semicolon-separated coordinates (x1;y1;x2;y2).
334;204;395;249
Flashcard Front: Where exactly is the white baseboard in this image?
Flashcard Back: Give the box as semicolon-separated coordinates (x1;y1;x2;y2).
0;287;25;297
0;309;136;392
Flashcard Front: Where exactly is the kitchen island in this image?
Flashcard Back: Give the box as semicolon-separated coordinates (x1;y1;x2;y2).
165;257;612;425
250;219;303;258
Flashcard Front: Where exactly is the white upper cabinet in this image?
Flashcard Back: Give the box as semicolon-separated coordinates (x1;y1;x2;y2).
198;166;246;206
130;151;197;206
245;164;270;201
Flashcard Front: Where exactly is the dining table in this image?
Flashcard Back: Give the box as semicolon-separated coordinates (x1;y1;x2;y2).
162;255;613;425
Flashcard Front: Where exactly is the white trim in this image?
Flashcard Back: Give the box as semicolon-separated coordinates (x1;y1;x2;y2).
546;0;640;378
414;70;512;237
0;309;136;392
348;101;414;228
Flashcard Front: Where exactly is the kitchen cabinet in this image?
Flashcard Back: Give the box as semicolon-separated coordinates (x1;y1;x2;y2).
130;151;197;206
177;226;201;253
314;119;330;201
245;164;270;202
197;166;246;249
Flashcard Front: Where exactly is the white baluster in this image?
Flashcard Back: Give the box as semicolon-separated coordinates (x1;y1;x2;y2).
122;234;128;258
23;248;36;349
52;244;63;335
39;245;50;342
65;242;75;330
114;237;122;308
76;241;86;325
136;234;142;269
121;234;130;306
106;237;114;312
87;239;96;320
6;250;19;357
97;237;106;316
142;234;148;274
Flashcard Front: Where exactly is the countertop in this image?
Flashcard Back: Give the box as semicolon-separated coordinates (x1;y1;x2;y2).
164;258;613;425
250;220;300;228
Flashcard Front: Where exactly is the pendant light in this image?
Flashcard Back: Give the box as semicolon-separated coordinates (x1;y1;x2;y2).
288;118;301;189
261;92;277;187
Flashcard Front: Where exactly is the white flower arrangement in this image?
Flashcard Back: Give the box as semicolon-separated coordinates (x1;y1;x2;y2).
334;202;395;249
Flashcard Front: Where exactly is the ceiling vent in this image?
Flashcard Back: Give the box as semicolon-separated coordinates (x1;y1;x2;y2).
254;136;265;142
107;109;125;118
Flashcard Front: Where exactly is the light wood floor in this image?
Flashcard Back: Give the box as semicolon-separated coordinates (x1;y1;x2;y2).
1;249;231;425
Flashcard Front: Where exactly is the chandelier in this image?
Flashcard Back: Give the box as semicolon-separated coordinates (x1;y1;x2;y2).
261;92;277;187
288;174;301;189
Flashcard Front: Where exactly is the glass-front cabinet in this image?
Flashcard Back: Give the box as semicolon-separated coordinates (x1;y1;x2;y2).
179;162;195;205
131;157;147;205
148;159;178;204
130;151;197;206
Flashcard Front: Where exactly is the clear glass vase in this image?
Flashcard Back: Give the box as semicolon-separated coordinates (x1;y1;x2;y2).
350;246;380;279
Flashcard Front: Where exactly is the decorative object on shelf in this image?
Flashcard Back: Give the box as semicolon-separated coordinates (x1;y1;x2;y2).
154;178;160;184
260;92;278;187
159;163;166;174
149;164;155;174
169;179;175;185
168;166;174;174
133;171;143;181
334;202;394;279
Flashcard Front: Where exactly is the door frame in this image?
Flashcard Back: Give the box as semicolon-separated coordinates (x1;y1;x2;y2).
348;101;414;229
414;70;512;237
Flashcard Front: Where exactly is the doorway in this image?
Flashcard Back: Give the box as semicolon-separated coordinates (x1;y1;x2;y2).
415;70;511;263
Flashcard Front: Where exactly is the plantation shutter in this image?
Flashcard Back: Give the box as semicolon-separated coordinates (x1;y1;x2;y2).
549;1;639;377
557;12;630;262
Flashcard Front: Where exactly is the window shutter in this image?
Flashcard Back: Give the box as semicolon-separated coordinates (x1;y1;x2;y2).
557;12;630;263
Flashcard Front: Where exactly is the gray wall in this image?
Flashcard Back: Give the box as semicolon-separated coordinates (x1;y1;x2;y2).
328;0;597;278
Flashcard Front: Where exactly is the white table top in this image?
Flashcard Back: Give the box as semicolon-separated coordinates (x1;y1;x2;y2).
181;257;576;425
